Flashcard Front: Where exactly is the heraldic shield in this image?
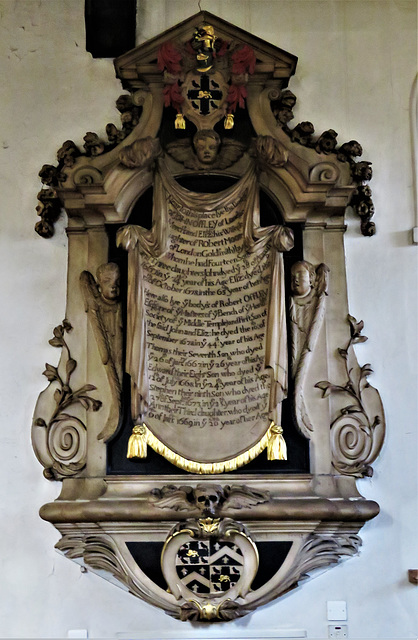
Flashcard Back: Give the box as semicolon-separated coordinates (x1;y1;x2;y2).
32;11;385;622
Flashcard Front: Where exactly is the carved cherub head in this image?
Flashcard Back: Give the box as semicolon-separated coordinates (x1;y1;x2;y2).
96;263;120;302
193;129;221;165
291;261;316;298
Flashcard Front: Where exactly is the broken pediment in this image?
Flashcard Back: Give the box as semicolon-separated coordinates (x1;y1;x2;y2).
114;11;298;90
32;11;384;622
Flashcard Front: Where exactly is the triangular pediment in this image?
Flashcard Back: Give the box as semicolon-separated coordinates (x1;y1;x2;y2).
115;11;297;90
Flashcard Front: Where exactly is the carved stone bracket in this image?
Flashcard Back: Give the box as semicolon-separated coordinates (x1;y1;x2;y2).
54;524;362;622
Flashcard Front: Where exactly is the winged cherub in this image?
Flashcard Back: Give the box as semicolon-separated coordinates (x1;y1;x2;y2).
166;128;246;170
80;262;123;441
290;260;329;435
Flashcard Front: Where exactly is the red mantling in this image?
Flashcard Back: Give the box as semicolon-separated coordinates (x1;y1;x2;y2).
227;84;247;112
231;44;256;74
163;82;184;111
158;42;182;74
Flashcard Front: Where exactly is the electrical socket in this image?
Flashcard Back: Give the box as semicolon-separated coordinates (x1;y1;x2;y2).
328;625;348;639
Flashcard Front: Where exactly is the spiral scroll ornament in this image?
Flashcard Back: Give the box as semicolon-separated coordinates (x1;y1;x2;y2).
330;414;374;476
47;416;87;477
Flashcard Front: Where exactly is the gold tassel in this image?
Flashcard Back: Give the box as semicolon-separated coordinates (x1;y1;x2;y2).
127;424;148;459
267;422;287;461
175;113;186;129
224;113;234;129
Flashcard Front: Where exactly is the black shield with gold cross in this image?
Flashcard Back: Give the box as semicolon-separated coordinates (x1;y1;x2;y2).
182;70;228;129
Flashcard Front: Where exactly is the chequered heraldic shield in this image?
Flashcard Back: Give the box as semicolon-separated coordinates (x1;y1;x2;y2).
176;539;244;595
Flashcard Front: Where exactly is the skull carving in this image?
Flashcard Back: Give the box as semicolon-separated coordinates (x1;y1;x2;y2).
193;484;225;516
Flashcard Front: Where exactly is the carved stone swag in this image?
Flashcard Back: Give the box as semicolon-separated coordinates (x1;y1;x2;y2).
32;11;385;622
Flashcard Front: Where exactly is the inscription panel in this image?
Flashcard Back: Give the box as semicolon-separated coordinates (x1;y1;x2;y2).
143;194;272;461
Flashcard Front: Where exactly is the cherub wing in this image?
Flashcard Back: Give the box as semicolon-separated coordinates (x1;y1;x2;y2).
80;270;110;366
80;270;100;312
165;139;195;168
291;263;330;437
315;263;329;299
222;485;270;510
215;140;246;170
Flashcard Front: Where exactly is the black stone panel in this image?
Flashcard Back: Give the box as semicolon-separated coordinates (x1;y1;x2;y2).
85;0;136;59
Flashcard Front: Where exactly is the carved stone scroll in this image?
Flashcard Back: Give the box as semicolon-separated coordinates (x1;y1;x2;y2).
32;321;102;479
316;315;385;477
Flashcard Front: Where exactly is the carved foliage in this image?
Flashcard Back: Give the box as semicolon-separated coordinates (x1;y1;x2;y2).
270;88;375;236
315;315;385;477
33;320;102;480
56;533;178;615
35;92;144;237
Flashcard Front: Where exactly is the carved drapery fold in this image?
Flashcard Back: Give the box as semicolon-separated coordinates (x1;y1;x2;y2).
117;156;293;467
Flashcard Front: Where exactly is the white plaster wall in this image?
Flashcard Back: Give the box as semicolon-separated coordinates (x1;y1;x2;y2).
0;0;416;638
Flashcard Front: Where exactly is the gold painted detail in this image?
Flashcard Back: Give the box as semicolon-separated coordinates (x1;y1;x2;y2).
267;422;287;460
224;113;234;129
195;600;219;620
185;598;241;621
199;517;221;534
175;113;186;129
197;90;212;99
126;423;286;473
219;575;230;582
127;424;147;459
186;549;199;557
